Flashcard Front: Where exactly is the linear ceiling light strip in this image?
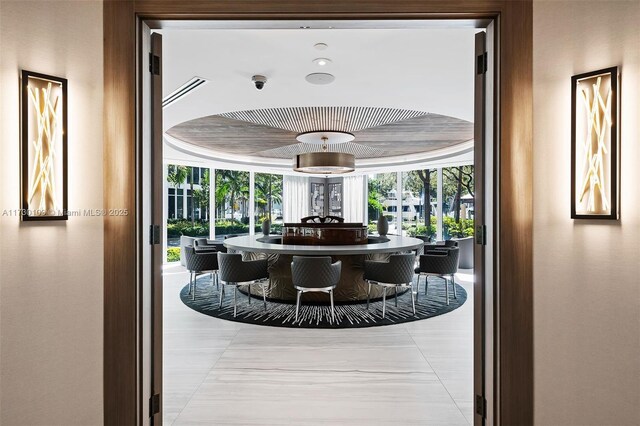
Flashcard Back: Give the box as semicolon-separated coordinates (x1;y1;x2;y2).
162;77;207;108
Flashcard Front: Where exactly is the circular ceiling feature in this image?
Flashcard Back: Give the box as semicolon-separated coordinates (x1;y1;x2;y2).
165;107;474;169
314;42;328;50
313;58;332;66
296;131;354;145
305;73;335;85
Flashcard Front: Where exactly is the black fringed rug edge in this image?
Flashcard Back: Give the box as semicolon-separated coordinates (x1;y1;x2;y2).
180;275;467;329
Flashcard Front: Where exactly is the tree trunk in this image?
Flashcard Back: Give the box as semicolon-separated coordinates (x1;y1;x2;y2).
417;169;431;235
454;167;462;223
267;175;272;222
190;182;195;226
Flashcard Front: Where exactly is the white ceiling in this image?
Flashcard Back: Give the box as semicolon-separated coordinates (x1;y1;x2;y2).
159;26;478;172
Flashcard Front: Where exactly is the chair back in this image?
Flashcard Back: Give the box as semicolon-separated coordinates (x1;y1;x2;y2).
300;215;344;224
193;238;208;247
364;253;415;284
291;256;341;289
419;247;459;275
389;253;417;283
218;252;268;283
185;245;218;273
424;240;458;251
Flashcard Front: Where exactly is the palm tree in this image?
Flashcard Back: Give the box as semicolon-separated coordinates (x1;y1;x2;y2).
167;165;188;219
192;169;210;221
185;166;195;225
255;173;283;222
215;170;232;219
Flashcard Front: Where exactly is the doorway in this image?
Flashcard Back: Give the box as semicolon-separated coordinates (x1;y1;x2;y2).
146;20;490;426
105;1;528;424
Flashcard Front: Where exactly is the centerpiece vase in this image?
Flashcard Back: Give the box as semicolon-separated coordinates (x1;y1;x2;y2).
376;215;388;236
261;219;271;236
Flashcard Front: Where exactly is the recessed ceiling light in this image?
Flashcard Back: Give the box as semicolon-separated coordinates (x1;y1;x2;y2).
314;43;328;50
296;131;354;144
305;73;335;85
313;58;332;66
300;26;310;29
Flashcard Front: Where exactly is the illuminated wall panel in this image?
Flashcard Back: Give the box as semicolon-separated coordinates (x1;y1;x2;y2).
571;67;618;219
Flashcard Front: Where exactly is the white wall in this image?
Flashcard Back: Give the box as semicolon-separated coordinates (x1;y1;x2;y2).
0;1;103;424
533;1;640;424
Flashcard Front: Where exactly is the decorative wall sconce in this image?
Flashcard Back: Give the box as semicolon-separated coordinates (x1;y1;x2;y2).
571;67;619;219
21;70;68;220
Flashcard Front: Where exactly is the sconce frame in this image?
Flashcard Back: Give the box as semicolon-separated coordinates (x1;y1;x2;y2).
21;70;68;221
571;66;619;220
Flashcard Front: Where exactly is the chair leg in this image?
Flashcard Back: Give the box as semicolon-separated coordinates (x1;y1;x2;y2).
382;287;387;319
188;271;192;295
192;273;197;301
247;283;251;304
395;285;399;307
366;281;372;310
215;271;219;290
233;286;238;317
452;274;457;299
295;290;302;322
425;275;429;296
262;281;267;311
445;276;450;305
329;289;335;323
410;283;416;316
219;284;224;308
415;275;420;302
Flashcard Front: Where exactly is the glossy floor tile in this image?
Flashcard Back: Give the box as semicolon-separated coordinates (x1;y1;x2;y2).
164;264;474;425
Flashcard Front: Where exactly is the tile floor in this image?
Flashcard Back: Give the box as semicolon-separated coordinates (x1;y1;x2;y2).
163;264;474;425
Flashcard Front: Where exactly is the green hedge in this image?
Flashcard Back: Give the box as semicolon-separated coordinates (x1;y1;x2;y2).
167;220;209;237
253;223;283;234
405;216;474;238
167;219;286;237
167;247;180;262
214;220;248;235
367;222;378;234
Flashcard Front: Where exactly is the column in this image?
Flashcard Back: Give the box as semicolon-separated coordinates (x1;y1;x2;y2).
395;171;402;235
182;176;188;220
162;163;168;263
437;168;444;241
249;171;255;236
363;175;369;226
209;168;215;240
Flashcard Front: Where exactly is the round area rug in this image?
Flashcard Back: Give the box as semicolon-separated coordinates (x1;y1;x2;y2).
180;275;467;329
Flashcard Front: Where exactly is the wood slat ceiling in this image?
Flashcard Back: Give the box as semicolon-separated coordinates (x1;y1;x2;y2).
166;107;473;159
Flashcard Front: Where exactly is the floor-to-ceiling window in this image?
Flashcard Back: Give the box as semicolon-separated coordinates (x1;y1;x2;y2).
402;169;437;239
254;172;284;234
214;169;250;237
442;165;474;240
366;167;474;240
367;172;397;234
166;164;210;261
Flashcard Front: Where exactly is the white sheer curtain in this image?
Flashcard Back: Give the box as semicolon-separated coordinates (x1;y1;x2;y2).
343;175;365;224
283;175;309;222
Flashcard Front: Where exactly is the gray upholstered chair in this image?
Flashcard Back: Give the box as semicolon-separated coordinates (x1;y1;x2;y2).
194;238;226;253
414;247;460;305
364;253;416;318
217;252;269;317
184;245;219;301
291;256;341;323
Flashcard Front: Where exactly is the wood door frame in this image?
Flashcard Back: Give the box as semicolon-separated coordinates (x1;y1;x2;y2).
104;1;532;425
